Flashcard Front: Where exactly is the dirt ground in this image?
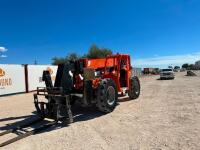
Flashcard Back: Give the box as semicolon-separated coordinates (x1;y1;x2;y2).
0;72;200;150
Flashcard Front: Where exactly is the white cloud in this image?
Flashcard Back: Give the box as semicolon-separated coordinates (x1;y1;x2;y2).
132;52;200;68
0;47;8;52
0;54;7;58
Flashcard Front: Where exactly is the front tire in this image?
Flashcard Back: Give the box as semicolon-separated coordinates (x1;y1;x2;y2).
128;76;140;99
96;79;118;113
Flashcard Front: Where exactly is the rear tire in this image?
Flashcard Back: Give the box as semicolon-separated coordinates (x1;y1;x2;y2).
96;79;118;113
128;76;140;99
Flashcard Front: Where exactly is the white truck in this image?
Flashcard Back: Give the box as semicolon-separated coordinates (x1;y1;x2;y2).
160;69;175;80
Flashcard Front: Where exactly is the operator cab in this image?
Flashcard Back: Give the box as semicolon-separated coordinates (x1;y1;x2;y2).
120;59;127;87
119;55;130;89
103;54;131;92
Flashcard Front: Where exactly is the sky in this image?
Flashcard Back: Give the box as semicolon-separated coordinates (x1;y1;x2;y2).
0;0;200;68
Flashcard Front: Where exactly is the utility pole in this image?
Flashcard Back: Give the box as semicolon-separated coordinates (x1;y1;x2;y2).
34;59;38;65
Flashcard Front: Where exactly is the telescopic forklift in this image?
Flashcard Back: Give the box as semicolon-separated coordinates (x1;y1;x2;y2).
34;54;140;123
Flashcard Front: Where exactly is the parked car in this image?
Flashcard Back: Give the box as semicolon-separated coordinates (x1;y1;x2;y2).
173;69;179;72
160;69;175;80
180;68;186;72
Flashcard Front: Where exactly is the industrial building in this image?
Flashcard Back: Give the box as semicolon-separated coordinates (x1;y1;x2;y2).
195;60;200;69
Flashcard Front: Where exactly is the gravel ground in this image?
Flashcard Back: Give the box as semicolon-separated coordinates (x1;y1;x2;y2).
0;72;200;150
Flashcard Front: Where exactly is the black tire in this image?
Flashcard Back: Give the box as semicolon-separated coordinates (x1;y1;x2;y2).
128;76;140;99
96;78;118;113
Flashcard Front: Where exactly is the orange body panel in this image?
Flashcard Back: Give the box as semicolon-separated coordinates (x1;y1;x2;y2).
79;54;132;93
82;58;116;69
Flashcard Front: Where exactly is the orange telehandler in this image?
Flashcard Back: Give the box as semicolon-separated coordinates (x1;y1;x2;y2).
34;53;140;123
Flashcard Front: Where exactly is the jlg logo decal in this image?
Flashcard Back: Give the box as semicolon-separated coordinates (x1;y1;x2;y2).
47;67;56;81
0;68;12;87
47;67;53;75
39;67;55;83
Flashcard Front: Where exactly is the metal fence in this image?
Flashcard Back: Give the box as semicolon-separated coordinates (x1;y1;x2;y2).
132;68;142;77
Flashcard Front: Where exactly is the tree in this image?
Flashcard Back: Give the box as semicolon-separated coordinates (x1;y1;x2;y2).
52;44;113;65
52;53;80;65
168;66;173;69
182;63;189;69
86;44;112;59
188;64;196;70
66;53;79;62
174;66;180;70
52;57;67;65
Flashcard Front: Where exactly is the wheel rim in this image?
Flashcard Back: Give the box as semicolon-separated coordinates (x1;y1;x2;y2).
106;86;116;106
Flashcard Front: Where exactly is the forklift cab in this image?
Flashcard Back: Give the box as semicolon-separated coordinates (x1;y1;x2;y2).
102;54;132;92
119;55;131;88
